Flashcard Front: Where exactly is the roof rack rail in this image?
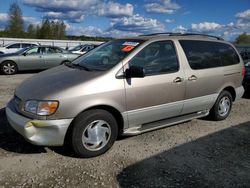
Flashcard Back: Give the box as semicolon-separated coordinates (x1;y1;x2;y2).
181;33;224;41
140;32;224;41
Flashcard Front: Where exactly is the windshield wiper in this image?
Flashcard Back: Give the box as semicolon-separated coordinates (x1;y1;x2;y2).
64;62;91;71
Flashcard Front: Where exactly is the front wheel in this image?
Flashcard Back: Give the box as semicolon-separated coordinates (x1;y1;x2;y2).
209;90;232;121
70;109;118;158
0;61;18;75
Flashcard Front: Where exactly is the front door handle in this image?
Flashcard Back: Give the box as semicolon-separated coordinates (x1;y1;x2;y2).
188;75;197;81
173;77;184;83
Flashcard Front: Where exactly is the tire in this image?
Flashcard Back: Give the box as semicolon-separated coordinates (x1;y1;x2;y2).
209;90;233;121
70;109;118;158
0;61;18;75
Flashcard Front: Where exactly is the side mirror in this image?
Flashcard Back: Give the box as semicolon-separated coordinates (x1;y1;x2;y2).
22;52;27;56
125;66;145;78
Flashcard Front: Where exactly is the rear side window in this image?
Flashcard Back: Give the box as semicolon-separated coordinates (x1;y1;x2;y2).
22;43;34;48
179;40;240;70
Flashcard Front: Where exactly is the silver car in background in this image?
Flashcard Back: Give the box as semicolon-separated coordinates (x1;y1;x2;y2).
0;42;37;54
0;45;79;74
6;33;245;158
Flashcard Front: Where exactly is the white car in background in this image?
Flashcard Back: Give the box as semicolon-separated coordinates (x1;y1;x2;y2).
69;44;99;55
0;43;37;54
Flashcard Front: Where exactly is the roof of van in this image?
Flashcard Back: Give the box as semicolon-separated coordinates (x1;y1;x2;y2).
120;33;225;42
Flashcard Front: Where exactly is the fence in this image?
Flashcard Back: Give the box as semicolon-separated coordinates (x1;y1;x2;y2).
0;37;104;49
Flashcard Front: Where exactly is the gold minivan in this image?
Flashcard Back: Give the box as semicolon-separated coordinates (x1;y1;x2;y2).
6;33;245;157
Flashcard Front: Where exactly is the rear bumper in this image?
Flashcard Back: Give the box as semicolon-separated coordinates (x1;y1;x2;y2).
6;101;73;146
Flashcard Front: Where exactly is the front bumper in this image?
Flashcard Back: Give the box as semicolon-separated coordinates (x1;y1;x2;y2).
6;102;73;146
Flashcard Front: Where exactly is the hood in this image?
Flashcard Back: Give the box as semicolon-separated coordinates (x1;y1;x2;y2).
15;65;104;100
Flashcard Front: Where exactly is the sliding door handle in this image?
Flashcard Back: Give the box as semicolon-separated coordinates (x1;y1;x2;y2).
173;77;184;83
188;75;197;81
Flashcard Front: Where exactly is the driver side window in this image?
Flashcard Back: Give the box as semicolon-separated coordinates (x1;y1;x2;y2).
26;47;40;55
129;41;179;76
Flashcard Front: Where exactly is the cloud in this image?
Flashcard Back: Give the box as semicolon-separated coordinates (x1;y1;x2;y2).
44;11;85;23
23;0;98;12
24;0;134;23
236;9;250;21
165;19;174;23
191;22;223;32
172;25;187;33
145;0;180;14
66;25;140;38
67;14;166;38
235;9;250;29
0;13;8;22
109;14;165;34
98;2;133;18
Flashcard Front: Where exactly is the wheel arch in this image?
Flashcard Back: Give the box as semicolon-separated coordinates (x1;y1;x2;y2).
222;86;236;101
0;60;19;73
64;104;124;145
60;60;71;65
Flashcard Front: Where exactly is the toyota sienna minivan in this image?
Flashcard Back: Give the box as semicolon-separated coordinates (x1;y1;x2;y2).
6;33;245;157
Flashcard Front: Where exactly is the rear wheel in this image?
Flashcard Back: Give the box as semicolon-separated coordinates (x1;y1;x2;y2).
70;109;118;158
0;61;18;75
209;90;232;121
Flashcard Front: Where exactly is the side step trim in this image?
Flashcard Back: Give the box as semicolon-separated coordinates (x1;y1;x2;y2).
123;110;209;136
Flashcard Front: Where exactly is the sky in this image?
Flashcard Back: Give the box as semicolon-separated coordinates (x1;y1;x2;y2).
0;0;249;40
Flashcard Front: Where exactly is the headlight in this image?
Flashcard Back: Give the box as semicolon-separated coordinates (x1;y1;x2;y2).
24;100;59;116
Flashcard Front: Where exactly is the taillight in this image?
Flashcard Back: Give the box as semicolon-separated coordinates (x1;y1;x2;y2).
242;67;246;76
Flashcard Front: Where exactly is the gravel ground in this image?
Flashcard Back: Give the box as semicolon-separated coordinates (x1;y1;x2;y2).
0;73;250;188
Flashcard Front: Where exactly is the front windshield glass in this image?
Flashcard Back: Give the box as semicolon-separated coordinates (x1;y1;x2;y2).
73;39;144;71
71;45;84;51
16;47;29;54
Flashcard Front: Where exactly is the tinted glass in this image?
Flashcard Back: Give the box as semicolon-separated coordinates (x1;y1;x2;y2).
129;41;179;76
44;47;62;53
22;43;34;48
180;40;240;70
7;43;21;49
73;39;144;71
26;47;40;55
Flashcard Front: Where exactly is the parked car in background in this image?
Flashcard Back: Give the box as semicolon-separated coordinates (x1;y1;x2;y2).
0;42;37;54
0;45;79;75
243;60;250;90
236;45;250;62
236;45;250;91
6;33;245;158
69;44;100;55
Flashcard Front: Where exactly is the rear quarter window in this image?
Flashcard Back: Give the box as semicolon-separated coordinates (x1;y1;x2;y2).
179;40;240;70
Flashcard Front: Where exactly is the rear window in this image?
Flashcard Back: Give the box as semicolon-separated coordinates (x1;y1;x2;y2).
179;40;240;70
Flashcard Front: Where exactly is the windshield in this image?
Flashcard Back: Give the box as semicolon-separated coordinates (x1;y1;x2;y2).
70;45;84;51
16;47;30;54
72;39;144;71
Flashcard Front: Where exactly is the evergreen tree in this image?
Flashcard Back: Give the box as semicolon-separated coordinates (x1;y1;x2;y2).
7;2;24;37
26;24;36;38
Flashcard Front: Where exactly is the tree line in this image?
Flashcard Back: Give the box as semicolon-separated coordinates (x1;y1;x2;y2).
0;3;66;39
